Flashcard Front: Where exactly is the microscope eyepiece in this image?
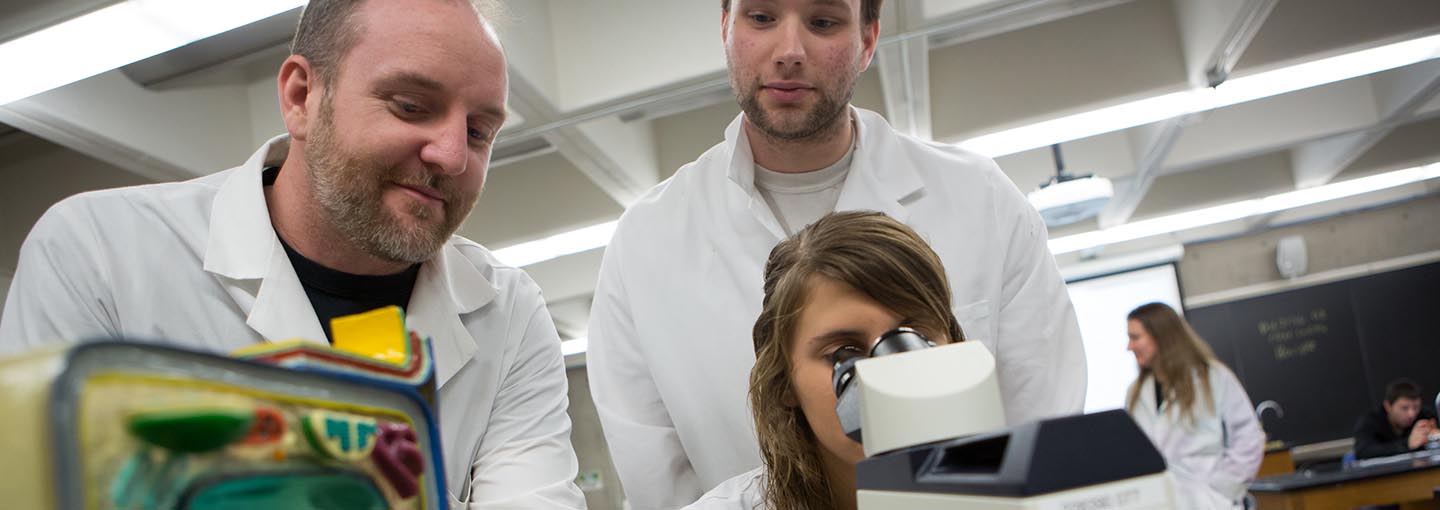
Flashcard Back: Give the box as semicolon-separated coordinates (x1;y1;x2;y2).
833;357;861;396
868;327;933;357
834;327;935;397
834;328;937;444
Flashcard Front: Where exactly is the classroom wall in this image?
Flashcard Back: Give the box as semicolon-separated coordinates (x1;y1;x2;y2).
0;134;153;277
566;367;627;509
1177;193;1440;444
0;135;149;324
0;270;10;318
1178;193;1440;298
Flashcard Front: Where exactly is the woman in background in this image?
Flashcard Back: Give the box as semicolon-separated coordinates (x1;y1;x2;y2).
686;211;965;510
1126;302;1264;510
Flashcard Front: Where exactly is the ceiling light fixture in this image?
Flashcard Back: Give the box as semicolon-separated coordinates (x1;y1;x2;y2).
561;337;588;357
1047;161;1440;255
957;33;1440;157
492;220;618;268
0;0;305;106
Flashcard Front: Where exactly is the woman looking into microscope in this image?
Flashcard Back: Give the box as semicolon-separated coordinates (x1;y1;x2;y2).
685;211;965;510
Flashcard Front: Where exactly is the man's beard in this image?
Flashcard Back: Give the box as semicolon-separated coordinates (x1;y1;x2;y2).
730;69;856;143
304;99;476;265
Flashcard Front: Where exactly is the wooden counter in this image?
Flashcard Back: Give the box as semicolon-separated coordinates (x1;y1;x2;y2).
1251;451;1440;509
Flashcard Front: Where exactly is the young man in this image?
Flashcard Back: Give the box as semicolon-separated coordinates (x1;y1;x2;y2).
1354;379;1438;459
0;0;583;506
586;0;1087;507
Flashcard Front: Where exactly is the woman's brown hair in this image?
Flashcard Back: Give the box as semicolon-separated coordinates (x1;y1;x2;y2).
750;211;963;509
1125;302;1218;424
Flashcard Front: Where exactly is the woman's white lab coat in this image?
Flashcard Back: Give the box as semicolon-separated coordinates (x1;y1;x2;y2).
587;107;1088;508
1128;361;1264;510
0;137;584;508
682;468;767;510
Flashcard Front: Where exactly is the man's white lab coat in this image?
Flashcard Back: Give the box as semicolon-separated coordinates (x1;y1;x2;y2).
587;108;1087;508
0;137;585;509
1128;362;1265;510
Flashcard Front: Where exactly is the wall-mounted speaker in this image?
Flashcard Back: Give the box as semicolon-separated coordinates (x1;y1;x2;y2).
1276;235;1307;279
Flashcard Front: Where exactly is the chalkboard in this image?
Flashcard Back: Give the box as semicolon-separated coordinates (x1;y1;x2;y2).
1186;261;1440;447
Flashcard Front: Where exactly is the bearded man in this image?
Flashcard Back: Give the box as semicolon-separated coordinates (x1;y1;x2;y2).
585;0;1087;507
0;0;584;507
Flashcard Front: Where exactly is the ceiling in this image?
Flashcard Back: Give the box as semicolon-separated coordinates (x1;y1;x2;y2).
1;0;1438;341
0;0;116;42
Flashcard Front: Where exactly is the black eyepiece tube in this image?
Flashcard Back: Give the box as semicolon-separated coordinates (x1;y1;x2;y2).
869;327;932;358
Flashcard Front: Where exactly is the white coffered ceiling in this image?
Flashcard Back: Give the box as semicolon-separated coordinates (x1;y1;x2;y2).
2;0;1438;341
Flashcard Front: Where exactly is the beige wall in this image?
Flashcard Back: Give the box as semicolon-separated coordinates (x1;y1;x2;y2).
0;133;152;272
0;135;145;320
0;270;10;318
566;367;627;509
1177;194;1440;299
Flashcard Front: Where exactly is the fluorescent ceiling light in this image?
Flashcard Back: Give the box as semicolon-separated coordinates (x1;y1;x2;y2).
1048;162;1440;255
561;337;588;357
0;0;305;106
492;221;617;267
1207;33;1440;110
959;89;1201;158
957;34;1440;157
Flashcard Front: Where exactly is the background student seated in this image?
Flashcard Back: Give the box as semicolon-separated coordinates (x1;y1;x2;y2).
1354;379;1438;460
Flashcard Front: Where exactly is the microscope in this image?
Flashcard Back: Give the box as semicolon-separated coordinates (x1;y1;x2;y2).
834;328;1176;509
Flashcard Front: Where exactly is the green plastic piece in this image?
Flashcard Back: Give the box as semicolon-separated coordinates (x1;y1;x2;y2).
128;409;254;453
301;411;378;461
182;472;387;510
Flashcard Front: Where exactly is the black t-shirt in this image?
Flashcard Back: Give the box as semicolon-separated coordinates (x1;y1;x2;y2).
264;167;420;343
1353;404;1438;460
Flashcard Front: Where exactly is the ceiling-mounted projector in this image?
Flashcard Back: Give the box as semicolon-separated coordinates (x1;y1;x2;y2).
1027;144;1113;228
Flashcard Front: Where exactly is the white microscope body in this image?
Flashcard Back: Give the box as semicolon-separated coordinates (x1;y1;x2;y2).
837;329;1176;509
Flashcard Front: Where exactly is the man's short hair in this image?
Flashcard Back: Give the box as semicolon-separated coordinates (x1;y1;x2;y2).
720;0;883;26
1386;379;1422;404
290;0;367;85
291;0;496;85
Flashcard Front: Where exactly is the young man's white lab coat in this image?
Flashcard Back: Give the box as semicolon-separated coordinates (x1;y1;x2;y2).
587;107;1087;508
0;137;585;509
1128;361;1265;510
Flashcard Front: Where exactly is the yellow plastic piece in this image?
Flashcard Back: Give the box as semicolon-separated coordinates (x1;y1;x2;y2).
0;348;67;510
331;306;409;365
230;339;311;357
